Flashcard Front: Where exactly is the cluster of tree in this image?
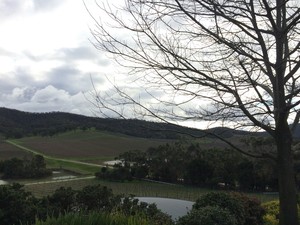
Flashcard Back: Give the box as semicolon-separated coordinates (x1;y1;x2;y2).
0;107;249;139
0;155;51;179
0;183;172;225
96;142;282;191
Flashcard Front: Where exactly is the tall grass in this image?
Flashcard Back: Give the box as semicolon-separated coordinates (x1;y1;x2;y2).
34;212;151;225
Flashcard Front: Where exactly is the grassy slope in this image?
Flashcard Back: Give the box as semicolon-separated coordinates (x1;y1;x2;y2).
11;129;173;160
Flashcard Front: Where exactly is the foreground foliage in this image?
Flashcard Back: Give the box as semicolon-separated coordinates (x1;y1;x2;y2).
34;212;153;225
0;184;172;225
0;182;284;225
177;192;265;225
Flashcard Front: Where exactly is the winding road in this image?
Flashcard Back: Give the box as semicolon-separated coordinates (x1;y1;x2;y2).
6;140;104;168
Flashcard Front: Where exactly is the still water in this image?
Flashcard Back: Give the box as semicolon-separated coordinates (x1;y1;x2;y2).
136;197;194;220
0;180;8;185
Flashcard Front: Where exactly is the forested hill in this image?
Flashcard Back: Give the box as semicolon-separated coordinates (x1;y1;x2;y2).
0;107;249;139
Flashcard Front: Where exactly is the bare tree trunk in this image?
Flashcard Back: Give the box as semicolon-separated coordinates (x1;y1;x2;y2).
277;126;299;225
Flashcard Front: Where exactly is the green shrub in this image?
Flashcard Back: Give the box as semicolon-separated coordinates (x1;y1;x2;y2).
262;200;300;225
193;192;245;225
262;201;279;225
176;206;237;225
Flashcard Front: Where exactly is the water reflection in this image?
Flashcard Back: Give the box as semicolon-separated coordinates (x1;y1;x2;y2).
136;197;194;221
0;180;8;185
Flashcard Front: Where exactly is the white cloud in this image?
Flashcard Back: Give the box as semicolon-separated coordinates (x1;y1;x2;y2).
30;85;69;103
0;85;93;115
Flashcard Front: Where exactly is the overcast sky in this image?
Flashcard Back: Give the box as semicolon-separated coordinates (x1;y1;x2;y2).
0;0;116;116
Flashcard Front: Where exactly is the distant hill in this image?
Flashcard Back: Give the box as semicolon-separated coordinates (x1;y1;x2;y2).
0;107;251;139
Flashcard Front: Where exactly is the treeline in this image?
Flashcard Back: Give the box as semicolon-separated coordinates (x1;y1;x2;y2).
0;183;172;225
0;155;51;179
97;142;291;191
0;107;248;139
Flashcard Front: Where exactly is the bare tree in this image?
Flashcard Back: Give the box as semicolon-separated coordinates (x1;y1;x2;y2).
87;1;300;224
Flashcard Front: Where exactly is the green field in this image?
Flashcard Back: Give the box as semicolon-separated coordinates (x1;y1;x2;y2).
2;129;175;174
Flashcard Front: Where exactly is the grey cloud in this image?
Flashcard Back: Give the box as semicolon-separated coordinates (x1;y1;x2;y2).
0;47;106;96
0;64;56;98
58;46;110;66
21;45;110;67
33;0;62;11
22;50;40;61
46;64;105;94
0;0;64;18
0;0;23;19
0;0;63;21
60;46;98;60
1;86;37;103
0;48;16;57
47;66;82;94
0;68;37;93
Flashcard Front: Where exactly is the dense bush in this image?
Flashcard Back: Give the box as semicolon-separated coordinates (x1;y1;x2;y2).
0;183;38;225
46;187;77;216
76;185;120;211
193;192;246;225
188;192;265;225
230;192;265;225
176;206;237;225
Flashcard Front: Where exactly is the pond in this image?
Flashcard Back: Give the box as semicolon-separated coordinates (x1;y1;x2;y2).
0;180;8;185
135;197;194;221
0;169;78;185
51;169;78;180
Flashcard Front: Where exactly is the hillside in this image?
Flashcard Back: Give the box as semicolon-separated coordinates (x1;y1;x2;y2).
0;107;250;139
